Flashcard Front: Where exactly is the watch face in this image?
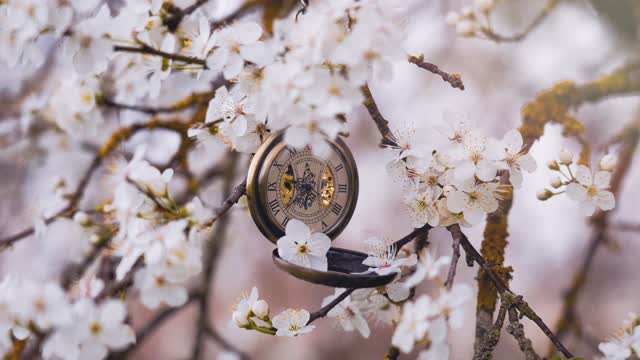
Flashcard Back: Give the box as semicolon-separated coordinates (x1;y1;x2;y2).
247;130;358;243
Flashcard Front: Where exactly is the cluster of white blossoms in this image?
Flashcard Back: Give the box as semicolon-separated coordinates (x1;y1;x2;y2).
445;0;498;37
231;287;315;337
598;313;640;360
537;149;616;216
190;0;411;156
387;113;537;228
106;146;209;309
0;277;134;359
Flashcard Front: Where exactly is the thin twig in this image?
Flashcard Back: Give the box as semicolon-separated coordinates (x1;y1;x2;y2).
200;177;248;229
445;226;461;290
408;55;465;91
480;0;560;43
0;155;101;252
113;45;207;67
308;288;355;324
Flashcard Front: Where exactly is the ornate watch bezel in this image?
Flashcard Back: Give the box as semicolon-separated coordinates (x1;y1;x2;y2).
246;129;359;243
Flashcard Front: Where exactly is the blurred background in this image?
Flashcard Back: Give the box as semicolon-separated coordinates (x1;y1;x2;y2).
2;0;640;359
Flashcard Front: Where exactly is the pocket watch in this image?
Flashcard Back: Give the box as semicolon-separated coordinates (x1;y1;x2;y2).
246;129;359;243
247;129;395;288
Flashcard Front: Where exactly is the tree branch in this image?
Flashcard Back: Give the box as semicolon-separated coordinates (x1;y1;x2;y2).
165;0;210;32
451;224;574;358
445;227;461;290
192;153;239;360
507;305;541;360
361;84;399;148
548;117;640;356
408;55;465;91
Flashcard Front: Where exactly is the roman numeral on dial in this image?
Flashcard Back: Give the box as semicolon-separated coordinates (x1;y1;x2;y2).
331;203;343;216
269;199;280;216
338;184;347;193
335;163;344;172
267;182;277;192
281;216;290;227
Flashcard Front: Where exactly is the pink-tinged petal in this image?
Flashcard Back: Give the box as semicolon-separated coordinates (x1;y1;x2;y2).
565;183;587;202
167;287;188;307
102;325;135;349
240;42;270;65
234;22;263;44
277;236;297;259
580;202;596;217
454;162;475;183
223;53;244;79
464;206;484;225
284;126;310;149
485;138;504;161
285;219;311;239
594;171;611;189
476;160;497;181
502;129;523;154
508;167;523;188
517;153;537;172
206;47;229;71
387;282;410;302
100;300;126;327
308;255;328;271
446;191;466;214
160;34;176;53
352;313;370;338
231;115;248;136
596;191;615;211
574;165;592;185
308;232;331;256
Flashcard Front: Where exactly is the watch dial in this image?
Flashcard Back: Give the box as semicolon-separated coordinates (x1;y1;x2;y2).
264;145;351;234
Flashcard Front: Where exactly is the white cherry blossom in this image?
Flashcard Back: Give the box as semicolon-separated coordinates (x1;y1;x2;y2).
566;165;615;216
277;220;331;271
322;289;370;338
496;129;537;188
405;249;451;288
361;237;417;275
272;309;315;337
446;179;501;225
207;21;269;79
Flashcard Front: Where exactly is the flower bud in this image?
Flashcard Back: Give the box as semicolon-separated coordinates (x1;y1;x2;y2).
558;148;573;164
550;176;562;189
73;211;90;226
252;300;269;319
461;6;474;17
536;189;553;201
475;0;495;12
456;21;475;37
445;12;460;26
232;311;249;327
599;154;618;171
547;160;560;171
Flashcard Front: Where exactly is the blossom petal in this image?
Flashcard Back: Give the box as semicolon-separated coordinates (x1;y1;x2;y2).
596;190;615;211
574;165;592;185
565;183;587;202
502;129;523;154
285;219;311;239
594;171;611;189
234;22;263;44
